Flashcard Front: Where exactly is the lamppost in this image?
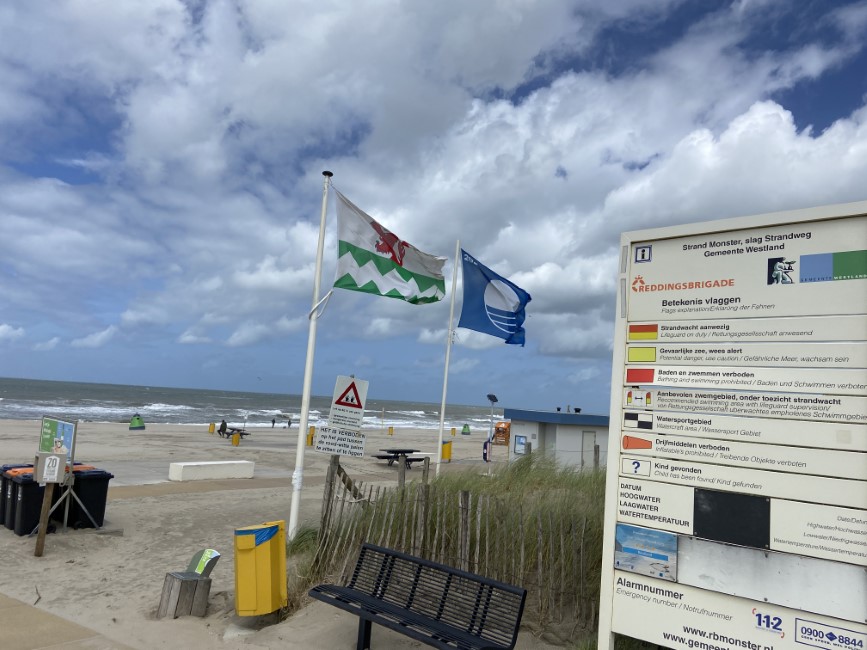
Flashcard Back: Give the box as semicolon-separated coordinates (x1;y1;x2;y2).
486;393;498;441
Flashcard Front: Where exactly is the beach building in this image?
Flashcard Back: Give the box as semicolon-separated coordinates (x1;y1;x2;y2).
502;408;609;469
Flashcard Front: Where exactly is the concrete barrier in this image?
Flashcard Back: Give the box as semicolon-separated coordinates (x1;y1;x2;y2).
168;461;254;481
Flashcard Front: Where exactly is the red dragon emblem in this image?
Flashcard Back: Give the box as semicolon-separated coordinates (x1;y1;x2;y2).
371;220;408;266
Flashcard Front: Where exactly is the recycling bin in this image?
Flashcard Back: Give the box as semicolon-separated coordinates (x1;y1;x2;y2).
65;469;114;528
1;464;32;528
12;471;60;536
441;440;452;463
234;520;287;616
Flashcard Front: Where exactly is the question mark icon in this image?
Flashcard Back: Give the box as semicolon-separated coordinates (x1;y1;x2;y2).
632;460;641;474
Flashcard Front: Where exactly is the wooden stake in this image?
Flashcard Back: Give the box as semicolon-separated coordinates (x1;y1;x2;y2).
34;483;55;557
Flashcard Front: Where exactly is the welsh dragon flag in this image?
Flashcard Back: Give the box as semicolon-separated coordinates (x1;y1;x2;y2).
333;189;446;304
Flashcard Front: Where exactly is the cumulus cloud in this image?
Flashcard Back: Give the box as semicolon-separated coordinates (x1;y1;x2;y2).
0;323;24;342
33;337;60;351
71;326;117;349
1;1;865;407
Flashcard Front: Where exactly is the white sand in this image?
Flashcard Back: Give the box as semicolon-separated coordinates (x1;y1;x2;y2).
0;420;561;649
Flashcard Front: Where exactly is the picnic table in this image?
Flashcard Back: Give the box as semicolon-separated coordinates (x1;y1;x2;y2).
218;427;250;439
373;448;424;469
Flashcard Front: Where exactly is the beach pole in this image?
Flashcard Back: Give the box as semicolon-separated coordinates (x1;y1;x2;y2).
435;240;460;477
288;171;332;539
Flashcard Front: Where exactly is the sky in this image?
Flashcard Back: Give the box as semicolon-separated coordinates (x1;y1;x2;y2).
1;0;866;414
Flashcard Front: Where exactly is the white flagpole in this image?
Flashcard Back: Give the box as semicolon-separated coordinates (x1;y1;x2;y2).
436;240;460;477
288;170;332;539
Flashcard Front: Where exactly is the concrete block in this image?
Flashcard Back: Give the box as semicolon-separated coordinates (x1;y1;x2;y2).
168;461;254;481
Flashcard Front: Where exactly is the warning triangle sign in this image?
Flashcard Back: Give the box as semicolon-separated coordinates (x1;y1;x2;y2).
335;382;363;409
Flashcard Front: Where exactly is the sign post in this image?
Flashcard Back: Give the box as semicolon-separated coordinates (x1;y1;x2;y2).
599;201;867;649
312;375;369;457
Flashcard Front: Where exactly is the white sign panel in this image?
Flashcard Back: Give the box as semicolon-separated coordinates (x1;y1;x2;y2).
328;375;369;431
612;572;867;650
625;365;867;396
624;387;867;424
616;478;693;534
624;410;867;452
770;500;867;566
625;341;866;368
625;457;864;509
601;203;867;650
627;216;867;321
313;426;366;458
628;315;867;343
620;432;866;479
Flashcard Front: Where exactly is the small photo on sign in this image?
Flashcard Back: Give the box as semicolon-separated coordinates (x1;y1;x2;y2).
615;523;677;581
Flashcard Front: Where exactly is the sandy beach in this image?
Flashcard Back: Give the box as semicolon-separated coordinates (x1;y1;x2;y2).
0;419;564;649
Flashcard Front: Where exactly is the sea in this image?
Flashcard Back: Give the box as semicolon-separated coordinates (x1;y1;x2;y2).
0;377;502;432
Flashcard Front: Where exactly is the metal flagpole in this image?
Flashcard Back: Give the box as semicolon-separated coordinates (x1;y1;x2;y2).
288;170;332;539
435;240;460;477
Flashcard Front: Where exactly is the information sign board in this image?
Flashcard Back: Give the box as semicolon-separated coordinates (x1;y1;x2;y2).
327;375;369;431
624;387;866;423
600;201;867;650
39;417;75;464
620;432;865;478
623;409;867;452
313;426;366;458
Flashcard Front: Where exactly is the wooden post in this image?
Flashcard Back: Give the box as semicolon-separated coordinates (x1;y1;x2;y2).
421;457;430;485
33;483;55;557
397;454;407;488
459;491;469;572
593;444;600;469
319;455;339;541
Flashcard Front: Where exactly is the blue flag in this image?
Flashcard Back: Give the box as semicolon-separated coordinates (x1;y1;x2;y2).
458;249;532;346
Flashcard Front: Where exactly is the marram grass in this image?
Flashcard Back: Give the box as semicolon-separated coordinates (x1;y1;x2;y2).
287;455;613;646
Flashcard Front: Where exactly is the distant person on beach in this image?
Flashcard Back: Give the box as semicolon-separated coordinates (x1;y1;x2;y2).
272;418;276;428
219;420;227;437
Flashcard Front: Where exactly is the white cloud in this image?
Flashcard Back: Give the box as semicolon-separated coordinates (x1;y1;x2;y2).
0;323;24;342
1;2;865;407
71;326;117;349
33;337;60;351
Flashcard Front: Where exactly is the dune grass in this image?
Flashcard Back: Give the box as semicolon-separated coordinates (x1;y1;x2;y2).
286;455;632;647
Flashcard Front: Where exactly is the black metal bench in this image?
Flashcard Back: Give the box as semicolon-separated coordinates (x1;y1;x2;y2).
309;543;526;650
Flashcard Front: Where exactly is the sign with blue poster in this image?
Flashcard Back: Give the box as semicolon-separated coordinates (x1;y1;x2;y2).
614;523;677;582
39;417;76;464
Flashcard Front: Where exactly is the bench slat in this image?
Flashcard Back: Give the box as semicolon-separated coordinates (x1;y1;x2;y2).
309;584;514;650
312;543;526;650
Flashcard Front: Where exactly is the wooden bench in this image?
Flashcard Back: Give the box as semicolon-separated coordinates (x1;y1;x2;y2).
309;543;526;650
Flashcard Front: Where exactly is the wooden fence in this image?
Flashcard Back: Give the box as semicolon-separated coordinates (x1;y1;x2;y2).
311;455;603;631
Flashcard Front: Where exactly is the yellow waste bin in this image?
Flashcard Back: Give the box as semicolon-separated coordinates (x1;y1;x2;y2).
306;426;315;446
208;422;215;434
232;432;240;446
441;440;452;462
234;520;287;616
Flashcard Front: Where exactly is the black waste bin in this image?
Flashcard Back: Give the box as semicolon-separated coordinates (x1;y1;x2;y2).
12;472;59;536
66;469;114;528
1;464;32;528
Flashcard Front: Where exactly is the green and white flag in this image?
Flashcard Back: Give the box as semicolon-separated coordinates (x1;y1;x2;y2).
333;189;446;304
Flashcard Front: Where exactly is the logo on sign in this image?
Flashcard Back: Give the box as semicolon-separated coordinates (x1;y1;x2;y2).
335;382;363;408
